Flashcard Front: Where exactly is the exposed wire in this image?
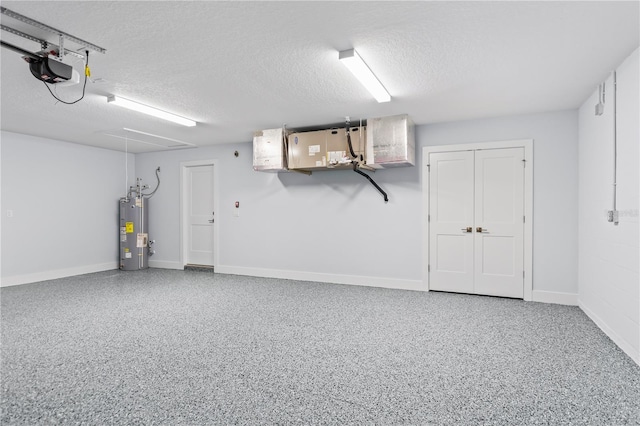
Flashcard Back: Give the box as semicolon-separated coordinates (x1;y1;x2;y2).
346;125;358;159
42;49;89;104
345;117;365;162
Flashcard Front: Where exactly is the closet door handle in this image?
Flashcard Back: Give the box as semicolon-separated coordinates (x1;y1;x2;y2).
476;227;488;233
461;227;473;233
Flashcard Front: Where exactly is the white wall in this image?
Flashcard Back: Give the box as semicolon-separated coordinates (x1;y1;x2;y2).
578;48;639;364
1;110;580;299
135;109;579;297
0;131;135;286
135;142;423;290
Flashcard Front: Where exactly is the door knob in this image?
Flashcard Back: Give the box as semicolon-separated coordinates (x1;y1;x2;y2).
461;227;473;233
209;219;214;223
476;227;487;233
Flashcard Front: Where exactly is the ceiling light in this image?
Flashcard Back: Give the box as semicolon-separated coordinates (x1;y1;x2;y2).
339;48;391;103
107;95;197;127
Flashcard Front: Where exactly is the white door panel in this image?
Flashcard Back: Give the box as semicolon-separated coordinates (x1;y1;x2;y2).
186;165;215;266
429;151;474;293
480;236;516;276
474;148;524;298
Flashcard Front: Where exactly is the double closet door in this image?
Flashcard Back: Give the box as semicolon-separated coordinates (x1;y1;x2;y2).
428;148;525;298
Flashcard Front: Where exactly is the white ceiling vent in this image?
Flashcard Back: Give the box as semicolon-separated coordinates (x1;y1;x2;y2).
98;128;196;152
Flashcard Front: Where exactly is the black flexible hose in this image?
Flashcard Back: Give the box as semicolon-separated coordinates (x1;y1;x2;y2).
353;163;388;202
345;126;358;159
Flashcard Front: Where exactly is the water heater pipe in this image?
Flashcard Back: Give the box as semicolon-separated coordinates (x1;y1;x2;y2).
142;167;161;198
612;70;618;225
124;133;129;197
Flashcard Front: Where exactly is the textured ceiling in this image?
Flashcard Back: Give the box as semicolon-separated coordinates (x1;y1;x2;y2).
1;1;638;153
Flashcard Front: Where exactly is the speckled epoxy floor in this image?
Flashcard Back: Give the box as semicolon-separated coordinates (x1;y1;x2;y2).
2;269;639;425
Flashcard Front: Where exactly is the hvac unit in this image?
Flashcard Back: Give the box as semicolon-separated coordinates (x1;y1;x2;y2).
252;114;414;172
252;128;288;172
365;114;415;168
252;114;415;202
287;126;366;171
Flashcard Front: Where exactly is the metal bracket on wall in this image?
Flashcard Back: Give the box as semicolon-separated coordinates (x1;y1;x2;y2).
291;169;312;176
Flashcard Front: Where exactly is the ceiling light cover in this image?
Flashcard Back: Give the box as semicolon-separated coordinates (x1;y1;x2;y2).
107;95;197;127
339;49;391;103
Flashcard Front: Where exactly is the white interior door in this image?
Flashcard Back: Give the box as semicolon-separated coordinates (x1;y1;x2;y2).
428;148;525;298
474;148;524;298
429;151;475;293
186;164;215;266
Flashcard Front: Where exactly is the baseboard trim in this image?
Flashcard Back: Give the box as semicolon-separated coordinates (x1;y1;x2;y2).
215;265;425;292
1;262;118;287
148;260;184;270
579;301;640;367
531;290;578;306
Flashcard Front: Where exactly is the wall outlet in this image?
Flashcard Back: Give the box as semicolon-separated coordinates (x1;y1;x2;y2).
6;210;13;217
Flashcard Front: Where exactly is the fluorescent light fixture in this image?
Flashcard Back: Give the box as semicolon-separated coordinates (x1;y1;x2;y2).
339;48;391;103
107;95;197;127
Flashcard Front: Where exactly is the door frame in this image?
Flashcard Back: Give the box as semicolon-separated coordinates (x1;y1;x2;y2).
180;159;219;268
422;139;533;301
